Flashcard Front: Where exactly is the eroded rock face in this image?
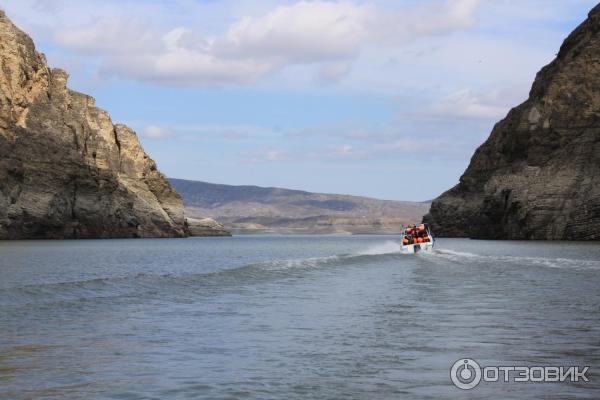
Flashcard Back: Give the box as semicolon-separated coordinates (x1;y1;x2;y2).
187;218;231;237
424;5;600;240
0;11;188;239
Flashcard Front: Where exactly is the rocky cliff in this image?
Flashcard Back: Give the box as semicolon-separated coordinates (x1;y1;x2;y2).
424;5;600;240
0;11;189;239
187;218;231;237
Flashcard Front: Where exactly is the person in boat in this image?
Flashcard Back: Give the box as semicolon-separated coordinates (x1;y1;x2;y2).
404;224;430;244
403;224;430;245
418;224;429;242
402;229;410;245
402;225;413;245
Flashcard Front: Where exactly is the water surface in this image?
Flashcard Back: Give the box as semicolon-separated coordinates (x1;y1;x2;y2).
1;236;599;399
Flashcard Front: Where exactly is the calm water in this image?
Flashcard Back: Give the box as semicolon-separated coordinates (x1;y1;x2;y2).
1;236;599;399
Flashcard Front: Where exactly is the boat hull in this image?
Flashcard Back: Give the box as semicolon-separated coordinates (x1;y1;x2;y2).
401;241;434;254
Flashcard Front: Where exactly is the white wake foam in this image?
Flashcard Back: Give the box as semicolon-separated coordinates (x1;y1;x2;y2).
433;249;600;270
260;255;341;270
356;241;402;256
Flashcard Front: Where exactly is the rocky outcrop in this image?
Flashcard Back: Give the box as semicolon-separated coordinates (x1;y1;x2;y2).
0;11;189;239
187;218;231;237
424;5;600;240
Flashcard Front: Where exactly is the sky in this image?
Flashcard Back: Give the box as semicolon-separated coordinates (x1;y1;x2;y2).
1;0;597;201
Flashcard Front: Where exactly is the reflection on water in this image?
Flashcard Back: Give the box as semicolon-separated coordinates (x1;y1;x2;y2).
1;236;599;399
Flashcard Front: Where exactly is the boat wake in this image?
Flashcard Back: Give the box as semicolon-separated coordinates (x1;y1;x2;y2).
355;240;403;256
5;241;596;309
431;248;600;271
1;241;405;308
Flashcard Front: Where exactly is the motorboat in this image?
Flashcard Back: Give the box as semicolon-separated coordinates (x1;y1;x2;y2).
401;223;434;254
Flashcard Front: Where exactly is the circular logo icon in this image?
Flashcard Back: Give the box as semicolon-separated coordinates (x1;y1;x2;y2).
450;358;482;390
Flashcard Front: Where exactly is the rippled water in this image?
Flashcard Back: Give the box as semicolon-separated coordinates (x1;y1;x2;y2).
1;236;599;399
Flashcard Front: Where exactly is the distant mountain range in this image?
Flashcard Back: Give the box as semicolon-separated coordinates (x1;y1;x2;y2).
169;178;430;234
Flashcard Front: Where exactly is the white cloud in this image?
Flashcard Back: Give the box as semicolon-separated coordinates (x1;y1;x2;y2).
214;1;370;62
243;136;448;163
241;123;450;163
430;89;511;119
138;123;272;140
326;143;367;159
32;0;62;14
315;62;353;84
286;123;400;141
102;49;277;86
369;0;478;44
26;0;481;86
140;125;174;139
311;137;443;161
241;147;290;163
54;17;161;54
174;123;269;140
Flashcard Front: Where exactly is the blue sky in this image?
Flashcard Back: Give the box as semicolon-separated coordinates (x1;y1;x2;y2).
2;0;597;200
